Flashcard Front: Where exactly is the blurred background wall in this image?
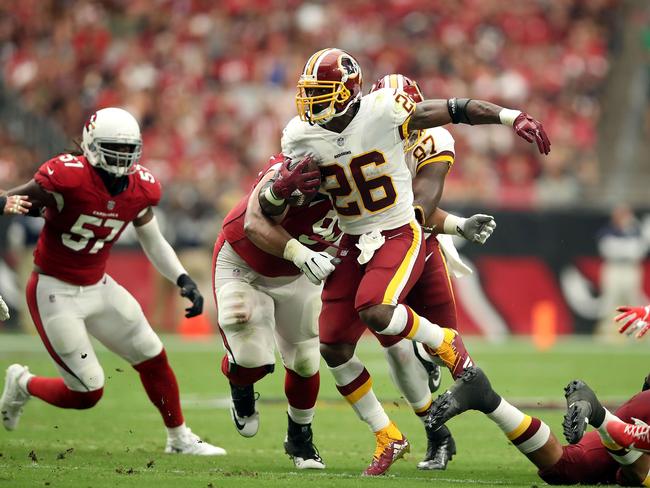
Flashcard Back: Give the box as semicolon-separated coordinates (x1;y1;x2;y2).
0;0;648;340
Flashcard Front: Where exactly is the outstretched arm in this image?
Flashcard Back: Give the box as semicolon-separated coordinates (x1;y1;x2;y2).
409;99;550;155
133;208;203;318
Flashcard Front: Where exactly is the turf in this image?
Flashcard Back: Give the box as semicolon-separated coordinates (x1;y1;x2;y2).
0;335;646;488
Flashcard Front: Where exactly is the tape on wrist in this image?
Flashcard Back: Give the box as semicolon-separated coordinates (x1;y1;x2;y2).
498;109;522;127
264;186;286;206
443;214;466;236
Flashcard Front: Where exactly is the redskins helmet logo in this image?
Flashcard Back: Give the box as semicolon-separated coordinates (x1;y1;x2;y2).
338;55;360;83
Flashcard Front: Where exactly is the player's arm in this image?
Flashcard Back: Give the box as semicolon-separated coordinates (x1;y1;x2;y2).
133;208;202;318
245;171;336;285
409;99;550;155
1;179;57;216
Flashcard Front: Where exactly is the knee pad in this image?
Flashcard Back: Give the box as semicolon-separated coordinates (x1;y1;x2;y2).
217;281;256;326
282;337;320;377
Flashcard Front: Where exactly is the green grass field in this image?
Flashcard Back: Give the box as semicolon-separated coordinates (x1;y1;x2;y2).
0;335;646;488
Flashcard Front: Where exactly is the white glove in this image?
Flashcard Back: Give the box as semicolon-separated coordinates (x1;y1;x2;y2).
283;238;337;285
444;213;496;244
0;295;9;321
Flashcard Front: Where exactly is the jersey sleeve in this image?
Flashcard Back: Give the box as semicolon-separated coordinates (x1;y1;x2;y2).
281;117;309;161
411;127;456;174
34;154;85;195
134;165;162;207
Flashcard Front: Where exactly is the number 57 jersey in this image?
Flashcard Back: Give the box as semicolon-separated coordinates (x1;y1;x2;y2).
33;154;161;286
282;87;416;236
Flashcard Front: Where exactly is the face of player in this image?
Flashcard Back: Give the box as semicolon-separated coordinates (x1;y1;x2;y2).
99;142;139;168
305;87;332;114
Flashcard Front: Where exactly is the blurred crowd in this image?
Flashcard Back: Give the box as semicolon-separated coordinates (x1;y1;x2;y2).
0;0;621;242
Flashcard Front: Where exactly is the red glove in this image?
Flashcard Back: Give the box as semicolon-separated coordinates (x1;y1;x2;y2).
270;155;321;200
615;305;650;339
513;113;551;155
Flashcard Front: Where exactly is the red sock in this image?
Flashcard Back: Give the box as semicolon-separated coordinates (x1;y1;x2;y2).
221;355;273;386
285;368;319;410
27;377;102;409
133;349;184;428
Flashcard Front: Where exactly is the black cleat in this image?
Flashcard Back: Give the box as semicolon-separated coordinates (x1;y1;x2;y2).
425;366;500;431
284;415;325;469
562;380;605;445
418;423;456;470
642;374;650;392
229;382;259;437
413;343;442;393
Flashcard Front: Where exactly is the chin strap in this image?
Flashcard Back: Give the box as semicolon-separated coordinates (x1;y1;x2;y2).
314;95;361;125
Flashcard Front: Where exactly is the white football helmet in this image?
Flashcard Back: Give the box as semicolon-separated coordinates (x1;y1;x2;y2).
81;107;142;176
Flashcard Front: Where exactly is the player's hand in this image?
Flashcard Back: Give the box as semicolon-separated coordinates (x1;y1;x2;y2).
0;295;9;321
271;155;321;200
513;113;551;155
462;214;496;244
284;238;337;285
177;274;204;318
2;195;31;215
615;305;650;339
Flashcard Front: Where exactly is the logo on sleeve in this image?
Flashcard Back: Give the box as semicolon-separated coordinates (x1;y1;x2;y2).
47;166;54;175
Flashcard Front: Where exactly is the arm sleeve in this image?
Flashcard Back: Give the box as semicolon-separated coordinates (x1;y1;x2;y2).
134;215;187;283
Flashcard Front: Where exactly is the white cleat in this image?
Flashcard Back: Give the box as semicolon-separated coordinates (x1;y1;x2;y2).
1;364;32;431
165;428;227;456
230;407;260;438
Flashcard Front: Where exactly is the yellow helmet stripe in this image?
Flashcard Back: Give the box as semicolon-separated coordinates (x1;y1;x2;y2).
389;74;399;89
305;48;330;76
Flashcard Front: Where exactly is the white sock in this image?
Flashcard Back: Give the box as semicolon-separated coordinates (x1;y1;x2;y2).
166;423;188;440
383;340;431;412
487;398;551;454
382;305;445;348
18;371;34;394
328;356;390;432
288;405;315;425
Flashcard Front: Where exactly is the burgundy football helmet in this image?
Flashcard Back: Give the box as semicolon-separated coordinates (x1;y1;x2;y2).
296;48;363;124
370;73;424;103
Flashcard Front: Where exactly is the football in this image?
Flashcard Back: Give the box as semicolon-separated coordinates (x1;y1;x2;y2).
287;155;321;207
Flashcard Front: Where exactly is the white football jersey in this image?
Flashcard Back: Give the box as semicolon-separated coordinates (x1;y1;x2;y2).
405;126;455;178
282;88;417;235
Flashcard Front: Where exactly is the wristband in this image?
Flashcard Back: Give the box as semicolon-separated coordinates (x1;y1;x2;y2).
0;196;5;215
283;238;306;263
263;186;286;206
443;214;466;236
498;109;522;127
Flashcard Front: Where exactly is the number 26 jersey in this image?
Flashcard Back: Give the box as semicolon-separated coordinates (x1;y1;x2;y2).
33;154;161;286
281;87;416;236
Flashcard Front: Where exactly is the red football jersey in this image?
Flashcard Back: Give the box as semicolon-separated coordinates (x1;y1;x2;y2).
218;158;340;277
33;154;161;285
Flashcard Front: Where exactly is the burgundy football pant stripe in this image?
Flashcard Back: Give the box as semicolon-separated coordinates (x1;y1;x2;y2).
26;272;90;391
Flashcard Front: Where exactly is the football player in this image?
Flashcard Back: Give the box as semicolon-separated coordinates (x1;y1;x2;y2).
260;47;549;475
427;367;650;486
213;153;329;469
0;108;225;455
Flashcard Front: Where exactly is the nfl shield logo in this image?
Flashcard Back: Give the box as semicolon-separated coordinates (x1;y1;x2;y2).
107;201;115;210
336;137;345;147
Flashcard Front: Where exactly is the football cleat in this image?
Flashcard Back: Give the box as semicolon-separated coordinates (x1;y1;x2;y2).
424;328;473;379
1;364;32;431
642;373;650;392
606;421;650;453
418;423;456;470
363;421;410;476
413;342;442;393
284;415;325;469
229;382;260;438
165;427;226;456
425;367;501;431
562;380;605;445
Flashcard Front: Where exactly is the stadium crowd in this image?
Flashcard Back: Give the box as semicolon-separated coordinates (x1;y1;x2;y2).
1;0;619;240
